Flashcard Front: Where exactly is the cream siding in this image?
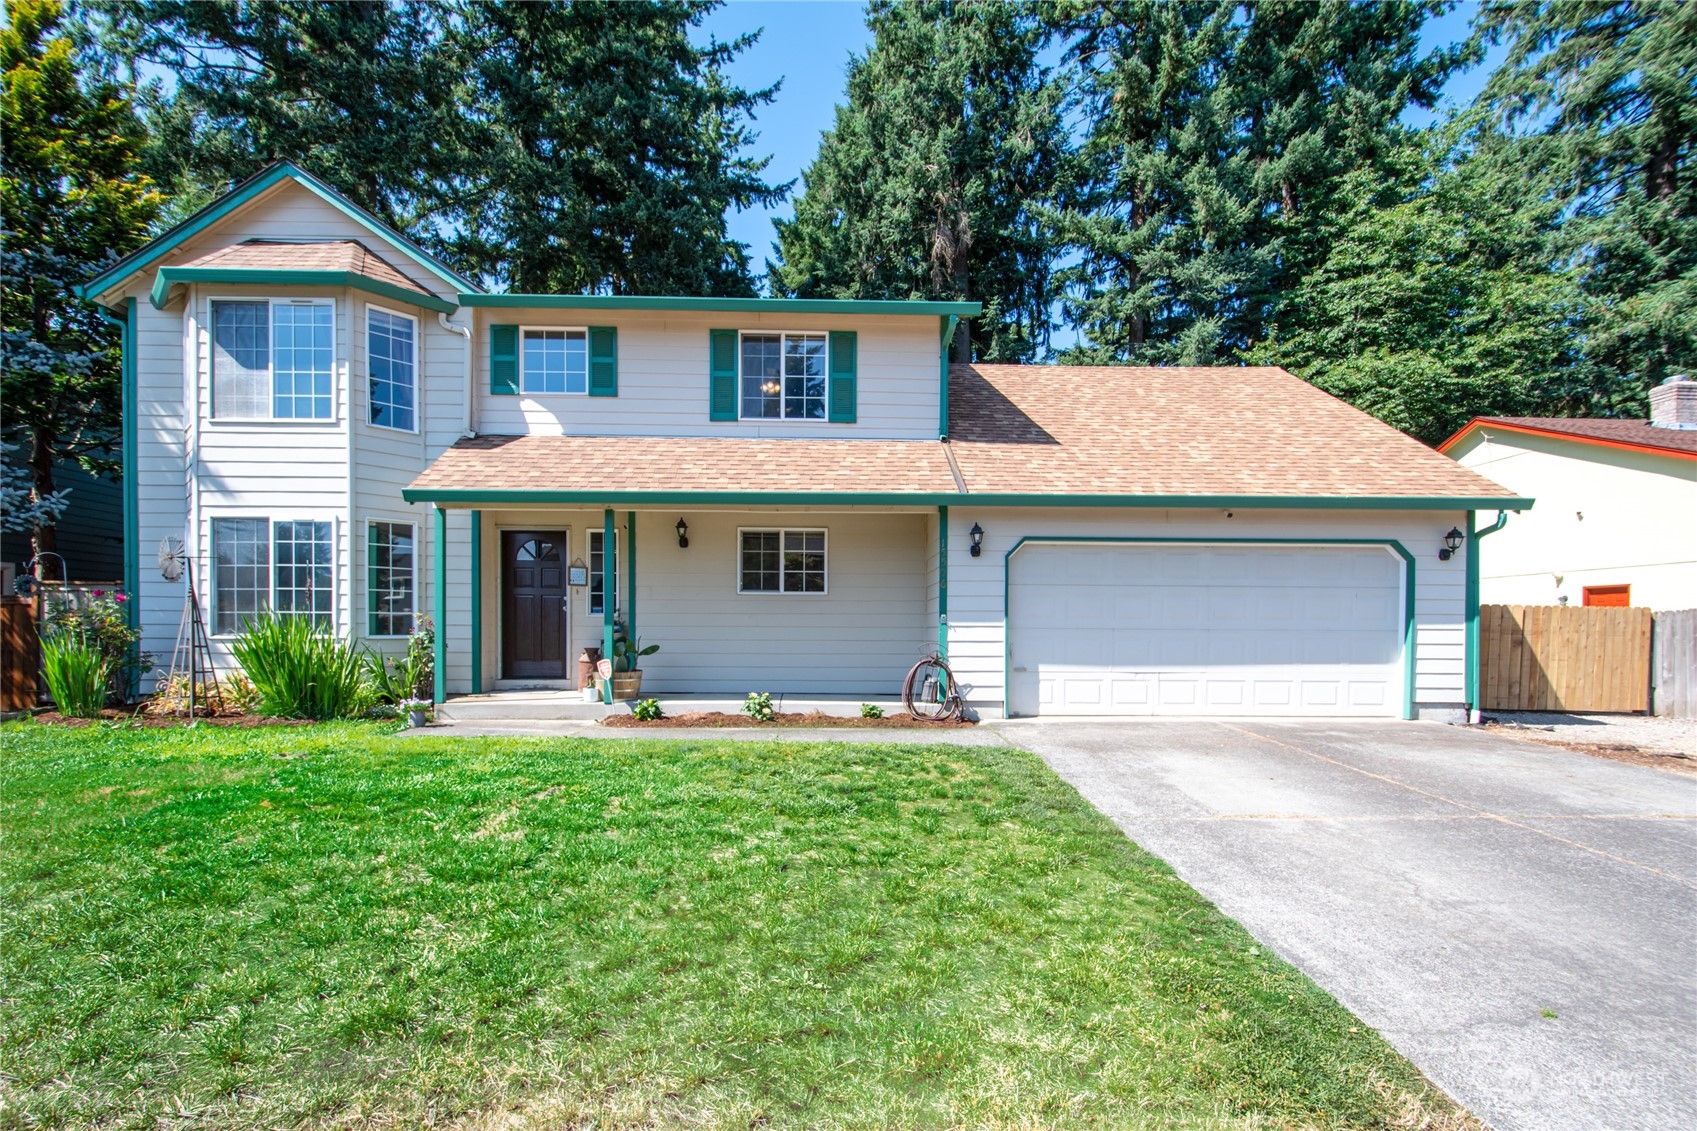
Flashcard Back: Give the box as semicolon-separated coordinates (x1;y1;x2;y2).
472;310;942;440
1449;430;1697;610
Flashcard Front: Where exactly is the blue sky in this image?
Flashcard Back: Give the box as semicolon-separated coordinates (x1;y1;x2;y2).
695;1;1510;280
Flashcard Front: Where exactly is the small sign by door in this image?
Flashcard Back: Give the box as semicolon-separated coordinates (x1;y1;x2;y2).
595;658;614;681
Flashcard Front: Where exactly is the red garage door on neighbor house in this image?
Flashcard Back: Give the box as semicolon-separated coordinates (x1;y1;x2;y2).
1583;585;1631;607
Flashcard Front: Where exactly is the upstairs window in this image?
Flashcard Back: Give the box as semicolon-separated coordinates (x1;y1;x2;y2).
368;308;416;431
740;332;826;420
522;328;588;394
211;299;334;420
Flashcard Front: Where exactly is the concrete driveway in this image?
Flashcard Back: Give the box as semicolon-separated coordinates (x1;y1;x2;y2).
992;718;1697;1131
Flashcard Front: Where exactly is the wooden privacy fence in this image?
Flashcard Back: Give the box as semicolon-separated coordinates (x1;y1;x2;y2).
1;596;40;712
1653;609;1696;718
1480;604;1653;713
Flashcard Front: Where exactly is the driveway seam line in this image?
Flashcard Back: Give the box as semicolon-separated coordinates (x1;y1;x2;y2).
1225;724;1697;890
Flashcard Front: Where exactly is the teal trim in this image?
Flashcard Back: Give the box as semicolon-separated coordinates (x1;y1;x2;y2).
151;266;457;314
937;505;949;658
489;325;519;395
97;300;140;697
602;509;616;704
469;510;482;694
433;507;447;704
78;160;479;301
588;326;618;397
827;330;857;423
1001;537;1419;721
460;293;980;316
1464;510;1509;710
708;329;738;420
939;315;959;439
405;486;1534;511
626;511;636;646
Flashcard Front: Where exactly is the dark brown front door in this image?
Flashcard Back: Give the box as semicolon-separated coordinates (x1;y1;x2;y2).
502;530;569;679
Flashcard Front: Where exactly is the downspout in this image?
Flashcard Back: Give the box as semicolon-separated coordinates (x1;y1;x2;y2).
602;508;616;704
438;311;475;438
433;506;447;703
1465;510;1509;724
96;300;139;698
939;315;959;440
937;505;949;659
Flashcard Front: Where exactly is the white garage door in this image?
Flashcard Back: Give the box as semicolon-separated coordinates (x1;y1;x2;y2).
1007;543;1404;717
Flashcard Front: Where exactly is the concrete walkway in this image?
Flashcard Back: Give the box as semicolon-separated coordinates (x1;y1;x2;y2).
992;719;1697;1131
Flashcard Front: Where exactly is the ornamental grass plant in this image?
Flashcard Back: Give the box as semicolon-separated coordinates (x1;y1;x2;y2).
229;613;371;719
38;629;109;717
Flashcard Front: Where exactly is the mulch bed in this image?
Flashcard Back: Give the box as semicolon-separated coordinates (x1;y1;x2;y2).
28;709;315;729
601;710;974;729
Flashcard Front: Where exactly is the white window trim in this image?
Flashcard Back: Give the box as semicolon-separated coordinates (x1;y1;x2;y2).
586;527;618;617
365;303;420;435
519;324;592;397
736;329;833;423
209;515;338;638
366;519;418;638
206;295;339;425
736;526;829;596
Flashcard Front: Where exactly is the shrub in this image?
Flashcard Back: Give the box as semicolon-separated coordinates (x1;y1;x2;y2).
230;613;371;719
365;616;435;707
632;698;663;721
42;590;150;702
40;629;109;717
860;703;885;719
742;691;775;722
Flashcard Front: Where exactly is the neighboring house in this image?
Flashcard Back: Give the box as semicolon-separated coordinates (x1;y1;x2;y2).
1440;378;1697;611
76;163;1528;720
2;458;125;582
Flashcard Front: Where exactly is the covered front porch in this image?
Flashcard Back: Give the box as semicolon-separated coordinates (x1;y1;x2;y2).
423;504;950;705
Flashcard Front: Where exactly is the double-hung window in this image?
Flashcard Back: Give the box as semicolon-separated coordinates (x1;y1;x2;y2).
212;518;334;634
368;521;416;636
738;529;826;594
522;328;589;394
211;299;334;420
588;529;617;615
368;308;416;431
740;332;827;419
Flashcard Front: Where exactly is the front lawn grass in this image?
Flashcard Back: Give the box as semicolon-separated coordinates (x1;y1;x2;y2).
1;723;1470;1129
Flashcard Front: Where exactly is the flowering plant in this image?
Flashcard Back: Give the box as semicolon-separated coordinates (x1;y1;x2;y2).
42;590;151;703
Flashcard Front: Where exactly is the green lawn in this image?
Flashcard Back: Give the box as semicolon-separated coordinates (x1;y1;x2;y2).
0;722;1471;1130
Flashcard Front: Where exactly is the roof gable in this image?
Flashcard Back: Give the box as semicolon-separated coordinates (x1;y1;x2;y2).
77;161;479;304
1440;417;1697;463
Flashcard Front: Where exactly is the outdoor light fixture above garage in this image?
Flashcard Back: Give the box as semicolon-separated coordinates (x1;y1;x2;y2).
676;518;689;548
969;523;984;557
1438;527;1464;561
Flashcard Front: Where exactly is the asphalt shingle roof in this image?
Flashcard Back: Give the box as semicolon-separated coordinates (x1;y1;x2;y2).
1463;416;1697;458
178;239;433;299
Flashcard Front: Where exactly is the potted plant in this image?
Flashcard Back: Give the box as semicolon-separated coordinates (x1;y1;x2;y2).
400;697;432;728
608;621;658;699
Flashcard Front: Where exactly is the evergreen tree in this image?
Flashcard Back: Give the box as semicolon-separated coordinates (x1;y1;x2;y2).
1247;123;1593;444
1;0;159;578
450;0;784;295
1476;0;1697;412
771;0;1066;362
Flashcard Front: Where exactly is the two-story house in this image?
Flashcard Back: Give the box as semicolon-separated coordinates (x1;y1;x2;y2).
77;164;1529;720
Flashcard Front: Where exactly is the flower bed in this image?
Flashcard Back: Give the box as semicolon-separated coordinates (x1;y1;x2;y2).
601;709;974;729
29;709;315;729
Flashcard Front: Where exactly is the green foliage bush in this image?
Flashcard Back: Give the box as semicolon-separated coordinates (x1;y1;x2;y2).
230;614;371;720
42;591;149;701
632;698;663;721
39;629;109;718
741;691;775;722
860;702;885;719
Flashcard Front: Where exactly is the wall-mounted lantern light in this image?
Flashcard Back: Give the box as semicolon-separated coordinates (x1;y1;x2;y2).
1437;527;1464;561
675;518;689;549
969;522;985;558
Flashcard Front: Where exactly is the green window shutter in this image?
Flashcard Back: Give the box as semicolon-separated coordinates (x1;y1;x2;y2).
588;326;617;396
490;324;519;395
828;330;857;423
367;523;380;637
709;329;738;421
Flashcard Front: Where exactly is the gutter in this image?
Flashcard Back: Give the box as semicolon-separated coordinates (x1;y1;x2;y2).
1465;510;1510;723
437;312;475;438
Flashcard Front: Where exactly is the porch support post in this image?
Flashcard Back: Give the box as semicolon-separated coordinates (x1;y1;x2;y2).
937;505;949;658
433;506;447;704
602;507;615;704
469;509;482;694
626;511;637;644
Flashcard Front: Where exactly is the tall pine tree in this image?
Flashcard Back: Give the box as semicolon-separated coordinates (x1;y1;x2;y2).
771;0;1065;362
2;0;160;578
1476;0;1697;412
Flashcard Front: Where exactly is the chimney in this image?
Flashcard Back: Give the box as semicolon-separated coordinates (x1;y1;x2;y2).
1649;374;1697;430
